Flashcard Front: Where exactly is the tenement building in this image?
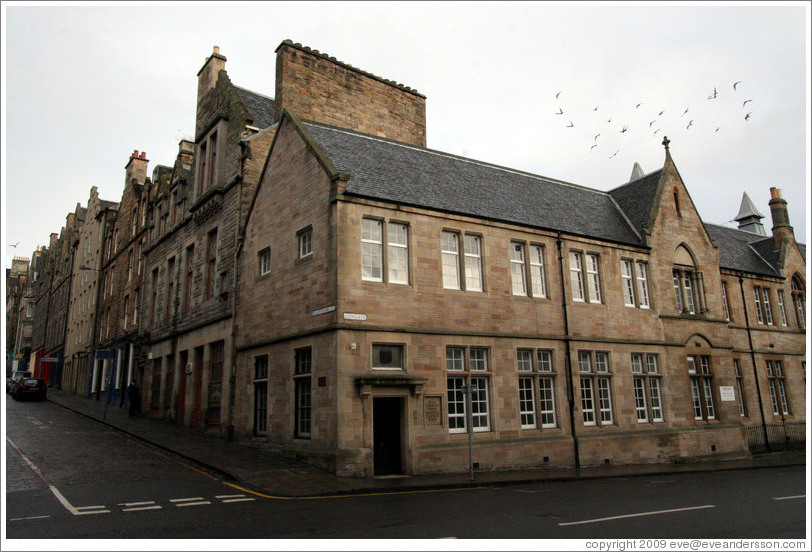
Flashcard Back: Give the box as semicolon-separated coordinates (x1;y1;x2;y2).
224;43;805;478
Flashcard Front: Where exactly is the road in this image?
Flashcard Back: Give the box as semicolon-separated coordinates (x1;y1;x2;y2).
4;395;807;543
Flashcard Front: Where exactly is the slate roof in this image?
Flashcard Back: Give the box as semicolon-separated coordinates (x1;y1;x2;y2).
235;86;276;129
608;170;662;235
304;123;644;246
705;224;781;277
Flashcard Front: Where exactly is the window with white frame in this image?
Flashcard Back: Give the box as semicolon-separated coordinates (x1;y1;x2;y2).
755;286;774;325
570;251;601;303
631;353;664;423
511;242;547;298
298;227;313;259
621;260;650;308
259;248;271;276
441;231;482;292
722;281;731;321
621;260;636;306
578;351;613;426
362;219;410;284
517;349;556;429
766;360;790;416
777;289;788;326
687;355;715;420
733;359;746;417
446;346;491;433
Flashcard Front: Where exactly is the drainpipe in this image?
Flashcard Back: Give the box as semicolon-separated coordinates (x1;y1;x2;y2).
556;233;580;469
737;273;770;451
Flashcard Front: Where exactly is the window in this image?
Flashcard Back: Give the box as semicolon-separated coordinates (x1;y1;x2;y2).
578;351;613;426
517;349;556;429
570;251;601;303
754;287;773;325
184;244;194;310
791;276;805;329
206;229;217;299
207;341;224;423
150;268;159;325
511;242;547;298
132;289;139;327
171;191;179;226
622;260;651;308
166;257;176;319
361;219;383;282
388;222;409;284
733;359;746;417
298;227;313;259
687;355;715;420
253;355;268;436
673;188;682;216
621;260;635;306
198;131;218;195
464;235;483;292
136;239;143;276
372;345;403;370
722;281;731;321
766;360;790;416
673;269;702;314
132;208;138;236
128;250;133;282
631;353;664;423
777;289;788;326
259;248;271;276
294;348;312;438
123;295;130;330
441;231;483;292
446;346;491;433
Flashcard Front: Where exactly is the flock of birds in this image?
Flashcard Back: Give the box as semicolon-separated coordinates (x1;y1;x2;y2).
553;81;754;159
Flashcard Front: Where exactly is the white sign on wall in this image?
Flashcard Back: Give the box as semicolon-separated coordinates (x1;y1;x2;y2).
719;386;736;402
343;313;367;321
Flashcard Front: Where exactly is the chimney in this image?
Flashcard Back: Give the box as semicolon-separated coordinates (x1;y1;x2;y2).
768;187;795;248
197;45;227;107
125;149;149;185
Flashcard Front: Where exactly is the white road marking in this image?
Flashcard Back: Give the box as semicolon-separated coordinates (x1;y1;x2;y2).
6;436;110;516
216;494;256;503
119;501;163;512
558;504;716;526
773;495;805;501
9;515;51;521
171;497;211;507
175;501;211;507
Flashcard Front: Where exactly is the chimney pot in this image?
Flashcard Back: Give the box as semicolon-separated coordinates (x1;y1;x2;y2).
213;46;220;55
770;187;782;199
140;152;146;159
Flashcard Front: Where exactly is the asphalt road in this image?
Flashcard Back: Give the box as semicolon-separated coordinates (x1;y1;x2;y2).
4;395;807;544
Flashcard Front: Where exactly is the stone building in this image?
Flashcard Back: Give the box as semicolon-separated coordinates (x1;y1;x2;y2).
6;256;29;374
62;186;118;395
92;152;150;406
226;43;805;477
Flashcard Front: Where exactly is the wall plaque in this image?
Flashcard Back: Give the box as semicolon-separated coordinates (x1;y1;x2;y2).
424;396;442;426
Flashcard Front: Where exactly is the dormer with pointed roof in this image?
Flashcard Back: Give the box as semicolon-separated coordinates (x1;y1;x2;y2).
733;192;766;235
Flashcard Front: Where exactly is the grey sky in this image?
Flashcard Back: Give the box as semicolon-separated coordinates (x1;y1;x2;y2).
2;2;809;269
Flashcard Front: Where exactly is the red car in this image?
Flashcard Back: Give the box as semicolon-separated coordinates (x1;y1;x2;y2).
11;378;47;401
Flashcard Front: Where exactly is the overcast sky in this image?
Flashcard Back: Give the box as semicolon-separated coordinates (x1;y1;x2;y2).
2;2;809;271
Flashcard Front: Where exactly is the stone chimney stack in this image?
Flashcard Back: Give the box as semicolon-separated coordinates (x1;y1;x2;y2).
197;45;227;108
768;187;795;248
125;149;149;185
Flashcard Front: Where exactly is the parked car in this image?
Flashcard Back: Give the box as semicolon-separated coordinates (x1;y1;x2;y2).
7;370;32;393
11;378;47;401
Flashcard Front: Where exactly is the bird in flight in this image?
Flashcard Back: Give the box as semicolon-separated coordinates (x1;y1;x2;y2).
567;121;574;128
715;127;720;132
649;120;656;127
745;112;752;121
653;128;661;136
593;106;599;111
556;107;564;115
682;107;689;116
609;150;619;159
556;91;561;99
733;81;741;90
9;242;19;248
635;103;642;109
594;133;601;142
620;125;628;133
707;87;718;100
607;117;612;123
742;99;752;107
590;144;598;151
658;110;664;116
686;120;694;129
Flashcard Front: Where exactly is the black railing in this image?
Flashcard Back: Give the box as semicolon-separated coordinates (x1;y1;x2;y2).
744;420;806;453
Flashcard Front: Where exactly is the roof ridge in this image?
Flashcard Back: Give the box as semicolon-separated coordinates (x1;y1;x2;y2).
233;85;275;102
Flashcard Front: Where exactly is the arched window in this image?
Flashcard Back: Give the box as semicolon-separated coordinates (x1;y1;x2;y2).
791;275;806;329
672;245;706;314
673;188;682;217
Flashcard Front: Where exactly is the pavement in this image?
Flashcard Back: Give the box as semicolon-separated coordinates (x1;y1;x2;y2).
44;388;806;498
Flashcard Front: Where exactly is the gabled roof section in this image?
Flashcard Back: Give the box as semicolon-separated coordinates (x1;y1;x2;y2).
302;122;644;245
234;86;276;129
705;223;781;277
608;169;662;235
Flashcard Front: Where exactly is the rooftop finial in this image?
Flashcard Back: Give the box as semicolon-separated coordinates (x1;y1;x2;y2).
662;136;670;151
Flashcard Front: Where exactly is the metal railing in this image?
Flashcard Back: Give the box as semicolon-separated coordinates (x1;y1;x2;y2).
744;420;806;453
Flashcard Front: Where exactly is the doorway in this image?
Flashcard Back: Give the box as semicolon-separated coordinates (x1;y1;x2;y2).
373;397;403;476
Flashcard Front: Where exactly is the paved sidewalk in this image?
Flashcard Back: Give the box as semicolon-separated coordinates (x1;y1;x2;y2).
45;389;806;498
